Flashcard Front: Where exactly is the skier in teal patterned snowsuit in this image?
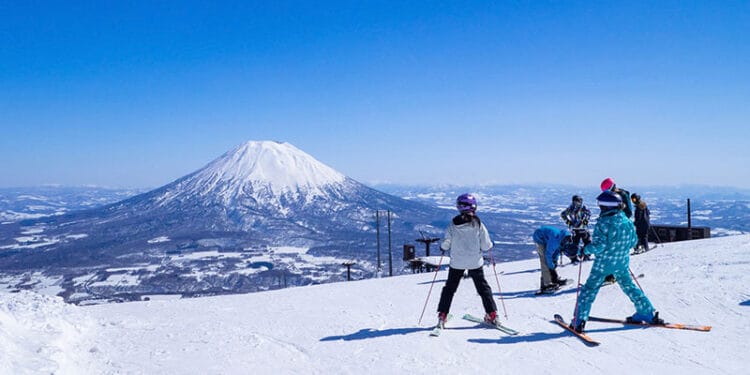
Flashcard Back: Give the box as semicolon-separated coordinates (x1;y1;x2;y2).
570;190;662;333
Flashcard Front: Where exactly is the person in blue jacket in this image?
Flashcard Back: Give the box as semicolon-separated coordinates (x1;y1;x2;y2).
569;190;663;333
600;177;633;284
532;226;575;294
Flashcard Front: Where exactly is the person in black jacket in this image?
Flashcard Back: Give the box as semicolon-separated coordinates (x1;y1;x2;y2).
601;177;633;219
560;195;592;264
631;193;651;253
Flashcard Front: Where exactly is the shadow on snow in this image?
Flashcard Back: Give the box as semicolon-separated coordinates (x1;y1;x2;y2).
468;325;641;345
496;287;579;300
412;284;580;300
416;268;540;285
320;326;477;341
417;279;447;285
320;318;642;343
499;268;541;276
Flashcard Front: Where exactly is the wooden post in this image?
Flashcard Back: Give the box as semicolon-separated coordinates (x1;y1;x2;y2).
687;198;693;241
375;211;381;273
416;238;440;257
416;237;440;272
387;210;393;277
342;261;356;281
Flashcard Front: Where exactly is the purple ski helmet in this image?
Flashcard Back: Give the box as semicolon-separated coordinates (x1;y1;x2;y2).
456;193;477;213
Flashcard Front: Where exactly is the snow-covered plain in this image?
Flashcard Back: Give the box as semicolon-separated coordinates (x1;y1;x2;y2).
2;235;748;374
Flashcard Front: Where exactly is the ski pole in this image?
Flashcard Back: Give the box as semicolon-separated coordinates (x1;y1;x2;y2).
649;225;662;249
489;248;509;319
418;254;445;325
629;267;644;292
572;250;585;326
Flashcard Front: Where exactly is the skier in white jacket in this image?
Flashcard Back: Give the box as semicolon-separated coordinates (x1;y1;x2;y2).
436;193;499;328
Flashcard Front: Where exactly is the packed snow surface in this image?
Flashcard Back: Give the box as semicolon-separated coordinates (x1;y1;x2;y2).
2;235;749;374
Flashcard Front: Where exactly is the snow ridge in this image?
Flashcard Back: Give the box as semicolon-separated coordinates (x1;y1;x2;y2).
3;235;749;373
0;291;103;373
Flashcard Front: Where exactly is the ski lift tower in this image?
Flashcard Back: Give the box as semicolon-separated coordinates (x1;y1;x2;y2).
416;235;441;272
416;236;440;257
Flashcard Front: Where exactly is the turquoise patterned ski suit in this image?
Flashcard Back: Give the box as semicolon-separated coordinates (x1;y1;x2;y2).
574;209;655;323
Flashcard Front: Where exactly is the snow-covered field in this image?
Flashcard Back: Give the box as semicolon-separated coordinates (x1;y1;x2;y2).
2;235;748;374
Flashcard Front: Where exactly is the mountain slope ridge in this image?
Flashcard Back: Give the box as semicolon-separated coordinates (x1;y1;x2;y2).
0;140;456;301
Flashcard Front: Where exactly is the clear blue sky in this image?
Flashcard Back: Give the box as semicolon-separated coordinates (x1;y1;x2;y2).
2;1;749;188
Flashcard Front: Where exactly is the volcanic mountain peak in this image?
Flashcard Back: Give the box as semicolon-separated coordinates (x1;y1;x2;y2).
156;141;350;206
202;141;345;190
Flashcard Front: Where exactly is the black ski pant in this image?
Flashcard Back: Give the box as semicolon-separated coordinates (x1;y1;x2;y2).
636;224;650;250
572;229;591;249
637;231;649;250
437;267;497;315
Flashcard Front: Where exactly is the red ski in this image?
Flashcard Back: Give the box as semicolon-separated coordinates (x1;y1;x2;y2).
588;316;711;332
553;314;600;346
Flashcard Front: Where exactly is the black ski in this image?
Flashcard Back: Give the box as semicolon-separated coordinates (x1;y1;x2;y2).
535;284;561;295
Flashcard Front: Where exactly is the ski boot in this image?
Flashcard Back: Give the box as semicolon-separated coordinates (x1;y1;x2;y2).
626;311;664;325
569;318;586;333
437;312;448;329
550;270;569;287
536;283;560;295
484;311;499;326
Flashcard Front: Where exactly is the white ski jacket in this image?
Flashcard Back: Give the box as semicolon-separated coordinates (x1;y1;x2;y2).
440;218;493;270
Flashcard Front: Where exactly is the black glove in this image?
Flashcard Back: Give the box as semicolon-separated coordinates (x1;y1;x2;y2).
578;246;587;260
566;220;572;226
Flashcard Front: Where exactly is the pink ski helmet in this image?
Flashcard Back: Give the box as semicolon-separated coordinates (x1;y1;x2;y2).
600;177;615;191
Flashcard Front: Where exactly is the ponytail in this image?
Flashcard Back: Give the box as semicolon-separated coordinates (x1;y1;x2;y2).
473;215;482;227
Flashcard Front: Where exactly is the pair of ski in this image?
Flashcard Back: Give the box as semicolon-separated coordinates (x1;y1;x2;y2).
553;314;712;346
430;314;520;337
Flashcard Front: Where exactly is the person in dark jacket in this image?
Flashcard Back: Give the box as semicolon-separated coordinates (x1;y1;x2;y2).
631;193;651;253
600;177;633;219
560;195;592;263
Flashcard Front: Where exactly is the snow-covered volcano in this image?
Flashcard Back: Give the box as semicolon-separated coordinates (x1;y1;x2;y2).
0;141;452;302
108;140;438;232
157;141;349;211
